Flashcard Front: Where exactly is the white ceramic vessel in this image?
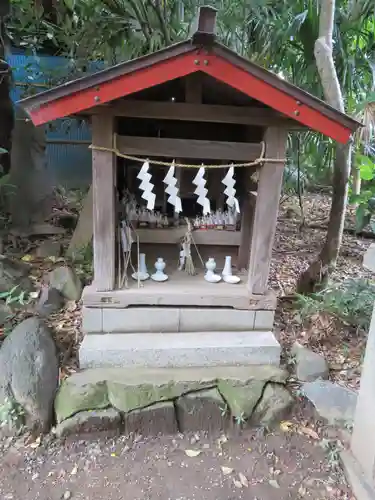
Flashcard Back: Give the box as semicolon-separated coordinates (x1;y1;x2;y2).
151;257;168;282
204;257;222;283
222;256;232;276
223;274;241;284
222;255;241;284
132;253;150;281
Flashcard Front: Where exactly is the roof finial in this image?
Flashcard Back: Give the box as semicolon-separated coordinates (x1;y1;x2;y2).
192;5;217;46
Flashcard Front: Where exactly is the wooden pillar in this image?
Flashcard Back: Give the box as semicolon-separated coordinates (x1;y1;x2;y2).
91;114;116;291
237;190;256;270
247;127;287;294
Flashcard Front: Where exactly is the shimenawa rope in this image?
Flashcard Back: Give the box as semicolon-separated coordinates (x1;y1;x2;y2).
90;134;285;169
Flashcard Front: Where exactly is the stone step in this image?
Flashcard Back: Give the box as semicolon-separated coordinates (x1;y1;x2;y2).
83;306;274;334
79;330;281;369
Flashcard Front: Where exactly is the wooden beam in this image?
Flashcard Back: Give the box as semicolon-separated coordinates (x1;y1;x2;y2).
247;127;287;294
92;114;116;291
89;99;298;127
116;135;262;161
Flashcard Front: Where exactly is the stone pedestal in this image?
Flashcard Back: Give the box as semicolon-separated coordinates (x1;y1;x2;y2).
341;244;375;499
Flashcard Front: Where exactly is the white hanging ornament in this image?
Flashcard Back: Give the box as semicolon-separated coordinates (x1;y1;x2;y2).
192;166;211;215
137;161;156;210
163;161;182;213
222;165;240;214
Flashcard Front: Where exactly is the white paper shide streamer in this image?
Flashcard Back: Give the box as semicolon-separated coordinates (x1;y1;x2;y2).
192;166;210;215
163;161;182;213
222;165;240;213
137;161;156;210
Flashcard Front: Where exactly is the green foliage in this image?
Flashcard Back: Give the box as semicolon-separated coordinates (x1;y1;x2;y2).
296;278;375;330
0;396;25;431
0;284;31;306
5;0;375;190
71;243;93;281
350;154;375;232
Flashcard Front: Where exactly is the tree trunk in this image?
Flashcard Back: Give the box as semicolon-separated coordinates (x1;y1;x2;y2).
352;163;361;197
297;0;352;293
8;106;54;229
0;1;13;176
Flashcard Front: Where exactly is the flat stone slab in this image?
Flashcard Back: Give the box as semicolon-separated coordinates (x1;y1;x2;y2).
79;331;281;369
292;342;329;382
83;307;275;334
55;409;121;438
125;402;178;435
302;380;357;426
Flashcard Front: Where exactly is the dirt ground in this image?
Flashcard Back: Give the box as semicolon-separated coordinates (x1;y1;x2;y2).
0;403;354;500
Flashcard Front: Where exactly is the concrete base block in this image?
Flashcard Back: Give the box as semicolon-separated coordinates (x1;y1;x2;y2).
341;450;375;500
103;307;180;333
254;310;275;330
79;331;281;369
82;307;275;334
82;307;103;333
178;309;255;332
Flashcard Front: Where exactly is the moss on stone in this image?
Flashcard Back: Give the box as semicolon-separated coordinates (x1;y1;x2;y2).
218;379;267;419
107;380;213;413
55;379;109;423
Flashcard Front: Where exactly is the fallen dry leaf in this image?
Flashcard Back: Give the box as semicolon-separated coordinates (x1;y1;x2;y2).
269;479;280;489
280;420;293;432
239;472;249;488
299;426;319;440
29;436;41;449
221;466;233;476
184;449;201;458
233;478;243;489
298;485;307;496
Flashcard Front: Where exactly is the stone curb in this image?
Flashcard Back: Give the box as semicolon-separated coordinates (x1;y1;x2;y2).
54;367;293;438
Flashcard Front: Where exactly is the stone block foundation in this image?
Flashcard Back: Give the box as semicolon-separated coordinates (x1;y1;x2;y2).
54;367;293;438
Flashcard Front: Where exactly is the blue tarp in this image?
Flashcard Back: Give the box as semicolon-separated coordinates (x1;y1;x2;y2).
7;53;104;187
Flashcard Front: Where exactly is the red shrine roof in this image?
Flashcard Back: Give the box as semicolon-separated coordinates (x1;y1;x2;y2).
18;6;361;144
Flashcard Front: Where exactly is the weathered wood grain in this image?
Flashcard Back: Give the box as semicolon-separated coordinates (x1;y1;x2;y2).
116;135;262;161
247;127;287;294
89;99;297;127
92;114;116;291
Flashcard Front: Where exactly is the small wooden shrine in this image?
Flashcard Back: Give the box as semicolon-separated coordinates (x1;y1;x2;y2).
19;6;361;366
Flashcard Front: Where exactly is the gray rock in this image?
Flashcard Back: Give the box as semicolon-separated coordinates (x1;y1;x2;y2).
0;256;33;294
55;408;121;438
49;266;82;301
35;286;64;317
292;342;329;382
36;240;62;258
302;380;357;426
0;301;13;326
252;383;294;427
0;317;59;432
